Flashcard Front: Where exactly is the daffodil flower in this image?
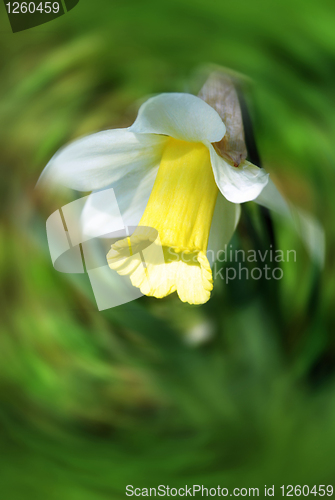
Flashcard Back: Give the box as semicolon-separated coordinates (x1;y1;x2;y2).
40;92;269;304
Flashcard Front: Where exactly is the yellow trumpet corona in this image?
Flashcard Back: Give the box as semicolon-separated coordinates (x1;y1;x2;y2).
108;138;219;304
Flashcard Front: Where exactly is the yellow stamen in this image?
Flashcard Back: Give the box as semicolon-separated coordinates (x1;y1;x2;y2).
127;236;133;256
107;138;219;304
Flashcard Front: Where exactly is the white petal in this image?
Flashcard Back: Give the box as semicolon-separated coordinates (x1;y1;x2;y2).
208;144;269;203
254;177;291;217
207;194;241;266
113;164;159;227
79;188;125;241
37;129;167;192
255;179;325;267
81;165;159;238
130;93;225;143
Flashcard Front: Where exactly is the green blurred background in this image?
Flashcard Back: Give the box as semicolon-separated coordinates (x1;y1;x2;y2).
1;0;335;497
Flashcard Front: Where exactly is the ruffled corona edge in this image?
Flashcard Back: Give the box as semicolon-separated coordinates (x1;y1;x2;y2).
107;228;213;305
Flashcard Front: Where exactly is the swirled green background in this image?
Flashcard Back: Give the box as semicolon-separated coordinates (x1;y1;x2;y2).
0;0;335;497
